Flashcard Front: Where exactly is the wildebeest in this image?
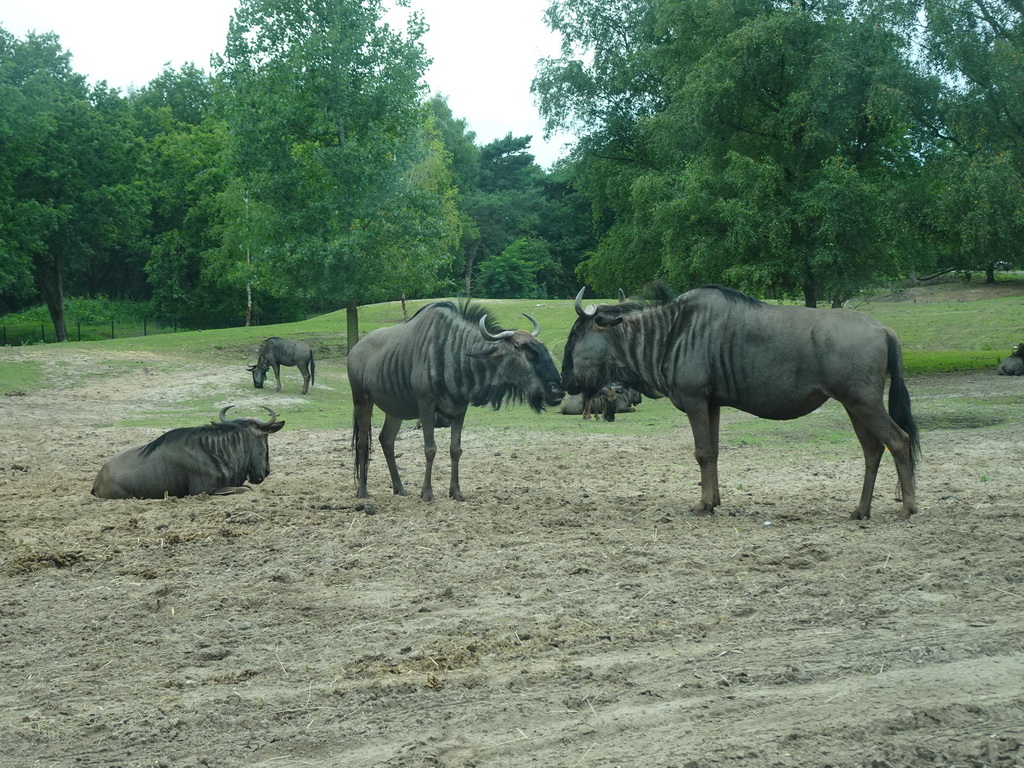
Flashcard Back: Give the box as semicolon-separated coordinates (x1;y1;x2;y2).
562;285;921;519
247;337;315;394
91;406;284;499
560;382;641;421
997;343;1024;375
348;301;565;501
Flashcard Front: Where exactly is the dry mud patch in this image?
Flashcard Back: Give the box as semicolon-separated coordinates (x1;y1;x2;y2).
1;344;1023;767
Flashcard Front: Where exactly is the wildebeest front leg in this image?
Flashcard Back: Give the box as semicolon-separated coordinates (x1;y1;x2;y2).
272;364;282;391
685;402;721;515
379;414;406;496
447;412;467;501
417;415;439;502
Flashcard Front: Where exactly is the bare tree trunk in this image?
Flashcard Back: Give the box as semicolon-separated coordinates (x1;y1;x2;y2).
464;240;481;298
245;246;253;326
346;298;359;354
38;255;68;342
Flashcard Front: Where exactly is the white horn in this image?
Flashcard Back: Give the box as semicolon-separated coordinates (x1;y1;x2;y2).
574;286;597;317
479;316;515;342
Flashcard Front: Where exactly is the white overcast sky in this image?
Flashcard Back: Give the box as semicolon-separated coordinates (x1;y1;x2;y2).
1;0;574;168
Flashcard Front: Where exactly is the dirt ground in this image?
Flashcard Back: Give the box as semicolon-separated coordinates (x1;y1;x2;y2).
1;341;1023;768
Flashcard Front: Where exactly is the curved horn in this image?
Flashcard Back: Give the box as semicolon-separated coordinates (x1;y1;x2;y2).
574;286;597;317
219;405;235;422
253;405;278;427
245;363;257;371
618;289;627;303
479;315;515;342
521;313;541;337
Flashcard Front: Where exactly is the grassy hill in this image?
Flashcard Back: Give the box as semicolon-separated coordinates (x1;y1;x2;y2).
2;277;1021;431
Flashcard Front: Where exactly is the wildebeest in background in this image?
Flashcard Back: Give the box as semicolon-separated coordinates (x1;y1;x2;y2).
997;343;1024;375
562;285;921;520
247;337;315;394
560;383;641;421
348;301;565;501
91;406;284;499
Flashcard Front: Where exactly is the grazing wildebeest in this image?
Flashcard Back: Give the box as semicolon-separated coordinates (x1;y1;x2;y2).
998;343;1024;375
247;337;315;394
91;406;284;499
562;285;921;519
560;383;641;421
348;301;565;501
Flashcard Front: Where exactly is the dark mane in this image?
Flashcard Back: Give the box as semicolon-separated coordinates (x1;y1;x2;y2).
700;285;764;307
141;421;247;457
411;300;506;335
593;282;678;320
257;336;282;361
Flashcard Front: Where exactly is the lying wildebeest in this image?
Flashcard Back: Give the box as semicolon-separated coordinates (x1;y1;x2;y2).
348;301;565;501
247;337;315;394
562;285;921;519
91;406;284;499
560;382;641;421
997;343;1024;375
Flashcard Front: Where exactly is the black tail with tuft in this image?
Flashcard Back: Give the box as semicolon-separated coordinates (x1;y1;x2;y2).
886;333;920;472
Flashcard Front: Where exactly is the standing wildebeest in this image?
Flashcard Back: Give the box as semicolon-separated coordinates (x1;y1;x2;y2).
998;343;1024;375
91;406;284;499
348;301;565;501
562;286;921;519
247;337;315;394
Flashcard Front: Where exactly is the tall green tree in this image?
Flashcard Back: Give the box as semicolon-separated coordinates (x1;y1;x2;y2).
920;0;1024;276
929;150;1024;281
536;0;935;305
415;97;595;300
0;29;38;312
216;0;458;349
0;28;147;338
477;236;561;298
458;134;554;296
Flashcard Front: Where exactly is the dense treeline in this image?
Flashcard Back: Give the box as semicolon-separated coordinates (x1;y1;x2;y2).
0;0;593;342
1;0;1022;341
534;0;1024;306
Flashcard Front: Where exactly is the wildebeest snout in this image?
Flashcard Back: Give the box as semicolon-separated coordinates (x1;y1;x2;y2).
546;380;566;405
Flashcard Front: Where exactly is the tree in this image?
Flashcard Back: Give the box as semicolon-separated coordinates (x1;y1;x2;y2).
536;0;936;305
216;0;458;351
142;114;238;327
920;0;1024;275
477;237;560;298
0;30;38;312
930;150;1024;281
457;134;556;296
0;29;147;339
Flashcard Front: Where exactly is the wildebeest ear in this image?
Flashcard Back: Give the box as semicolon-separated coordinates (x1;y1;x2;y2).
593;312;624;328
267;421;285;433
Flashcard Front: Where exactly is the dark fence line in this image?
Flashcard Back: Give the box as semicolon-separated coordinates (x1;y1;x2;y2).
1;315;310;346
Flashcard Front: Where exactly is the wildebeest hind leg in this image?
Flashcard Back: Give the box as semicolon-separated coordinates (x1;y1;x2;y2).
844;406;885;520
353;399;374;498
846;404;918;519
379;414;406;496
685;403;721;515
447;412;467;501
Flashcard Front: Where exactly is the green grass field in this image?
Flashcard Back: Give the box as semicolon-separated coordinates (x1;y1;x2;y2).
2;278;1021;430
